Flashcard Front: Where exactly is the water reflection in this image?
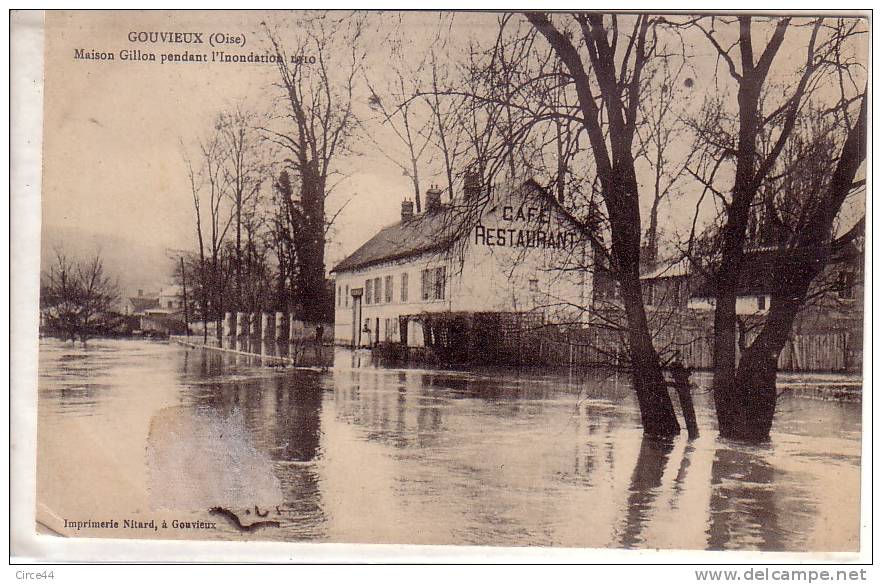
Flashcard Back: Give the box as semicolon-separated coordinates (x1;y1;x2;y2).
619;436;676;548
183;348;329;539
37;339;861;550
219;336;332;368
707;445;783;551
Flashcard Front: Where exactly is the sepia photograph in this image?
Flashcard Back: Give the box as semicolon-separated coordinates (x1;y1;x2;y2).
11;8;869;563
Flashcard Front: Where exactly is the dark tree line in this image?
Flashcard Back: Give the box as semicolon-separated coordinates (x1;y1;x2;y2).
180;15;363;336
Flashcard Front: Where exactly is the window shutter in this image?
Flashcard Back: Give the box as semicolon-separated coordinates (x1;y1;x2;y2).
434;266;446;300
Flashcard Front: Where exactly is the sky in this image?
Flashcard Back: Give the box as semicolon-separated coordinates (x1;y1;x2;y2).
40;11;868;294
41;11;445;279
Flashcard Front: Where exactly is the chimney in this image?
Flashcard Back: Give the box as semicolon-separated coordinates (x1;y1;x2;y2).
464;168;481;200
400;199;414;221
425;185;442;213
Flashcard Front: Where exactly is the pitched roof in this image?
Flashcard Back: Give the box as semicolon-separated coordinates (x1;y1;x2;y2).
331;179;550;274
331;209;459;273
128;296;160;312
691;243;862;297
640;258;691;280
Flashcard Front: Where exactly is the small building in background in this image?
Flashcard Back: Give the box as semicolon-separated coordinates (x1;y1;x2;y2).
124;289;160;316
636;242;864;372
124;285;186;335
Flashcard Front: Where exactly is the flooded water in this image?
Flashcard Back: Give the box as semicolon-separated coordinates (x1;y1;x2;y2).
36;338;862;551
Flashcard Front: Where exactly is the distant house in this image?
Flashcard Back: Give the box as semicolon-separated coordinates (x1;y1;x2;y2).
124;290;160;316
124;286;186;334
687;243;861;318
155;285;185;313
594;243;864;319
638;259;694;311
633;242;864;372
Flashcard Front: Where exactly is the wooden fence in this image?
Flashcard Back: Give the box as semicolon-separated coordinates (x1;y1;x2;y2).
472;311;860;372
532;327;858;372
398;310;861;373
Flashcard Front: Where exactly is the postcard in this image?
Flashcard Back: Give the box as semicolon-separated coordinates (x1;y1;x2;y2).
11;9;869;562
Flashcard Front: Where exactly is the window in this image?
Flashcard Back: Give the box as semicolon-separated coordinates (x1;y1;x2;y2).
374;277;382;304
167;300;173;309
421;267;447;301
401;273;409;302
838;271;855;299
757;295;766;310
385;275;393;303
645;283;654;306
421;268;430;300
337;285;341;307
672;281;682;306
385;318;393;341
434;267;446;300
365;279;372;304
345;285;349;306
529;277;539;292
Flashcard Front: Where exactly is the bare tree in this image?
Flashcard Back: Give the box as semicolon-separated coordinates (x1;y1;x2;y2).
264;13;364;322
40;249;120;343
269;169;301;313
361;27;436;213
690;16;866;440
634;57;694;264
184;120;236;340
525;12;682;437
218;107;267;310
417;47;473;201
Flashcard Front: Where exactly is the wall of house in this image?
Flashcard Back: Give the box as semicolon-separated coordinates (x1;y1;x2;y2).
332;185;592;347
158;286;183;311
448;239;591;321
332;254;456;347
688;294;771;315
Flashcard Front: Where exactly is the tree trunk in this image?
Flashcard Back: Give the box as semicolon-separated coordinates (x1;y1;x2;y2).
236;199;242;310
644;187;661;264
719;92;866;442
620;271;681;437
298;162;327;323
712;66;763;438
526;12;682;437
725;290;801;441
610;177;681;437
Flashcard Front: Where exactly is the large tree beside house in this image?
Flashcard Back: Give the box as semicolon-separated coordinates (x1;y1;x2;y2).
523;12;682;437
688;16;866;441
263;14;364;323
413;13;866;440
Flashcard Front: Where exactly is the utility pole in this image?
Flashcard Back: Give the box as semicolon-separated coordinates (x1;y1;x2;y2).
180;256;190;337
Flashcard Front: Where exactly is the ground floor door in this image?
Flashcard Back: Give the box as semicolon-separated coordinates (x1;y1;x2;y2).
351;293;362;348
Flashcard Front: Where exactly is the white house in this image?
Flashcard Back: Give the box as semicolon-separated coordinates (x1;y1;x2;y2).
124;285;186;334
330;178;592;348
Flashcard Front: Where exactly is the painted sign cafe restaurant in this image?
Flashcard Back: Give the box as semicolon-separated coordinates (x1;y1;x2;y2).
330;178;592;353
